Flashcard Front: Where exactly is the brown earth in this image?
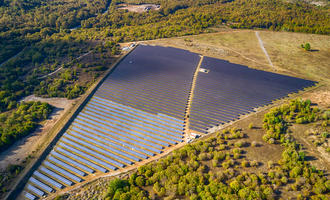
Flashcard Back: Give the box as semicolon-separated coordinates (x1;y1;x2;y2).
0;96;77;172
117;4;160;13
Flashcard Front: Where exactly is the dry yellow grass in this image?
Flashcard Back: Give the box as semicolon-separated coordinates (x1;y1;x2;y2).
259;31;330;83
145;30;330;85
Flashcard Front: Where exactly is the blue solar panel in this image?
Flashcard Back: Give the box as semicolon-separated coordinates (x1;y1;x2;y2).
33;171;63;189
81;110;178;144
27;184;45;197
88;99;184;132
59;142;118;170
56;147;107;173
70;127;147;159
43;161;82;183
74;118;164;152
50;151;94;174
67;130;140;162
24;191;36;200
190;56;316;132
48;156;86;177
71;124;154;156
29;177;53;193
92;97;183;126
85;104;183;136
39;166;73;186
64;133;132;165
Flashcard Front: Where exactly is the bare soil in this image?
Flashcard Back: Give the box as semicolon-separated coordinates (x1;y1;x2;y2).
117;4;160;13
0;96;77;172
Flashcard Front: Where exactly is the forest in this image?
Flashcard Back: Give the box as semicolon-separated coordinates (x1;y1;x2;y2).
98;99;329;200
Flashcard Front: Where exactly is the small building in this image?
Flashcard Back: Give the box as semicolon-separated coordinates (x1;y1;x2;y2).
199;68;210;73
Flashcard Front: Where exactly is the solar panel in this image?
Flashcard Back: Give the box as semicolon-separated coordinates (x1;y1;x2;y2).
39;166;73;186
81;110;178;144
85;104;183;136
59;142;118;170
67;131;139;162
50;151;94;174
71;124;154;156
92;97;183;126
24;192;36;200
48;156;86;176
26;184;45;197
56;147;107;173
189;56;316;132
33;171;63;189
29;177;53;193
73;119;163;152
43;161;82;182
64;133;132;165
70;127;147;159
88;99;184;131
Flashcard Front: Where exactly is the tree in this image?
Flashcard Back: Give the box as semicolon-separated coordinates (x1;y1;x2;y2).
135;176;145;187
304;43;311;51
301;43;311;51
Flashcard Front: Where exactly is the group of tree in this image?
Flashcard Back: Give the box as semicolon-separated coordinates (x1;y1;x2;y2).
262;98;320;144
63;0;330;44
0;101;53;152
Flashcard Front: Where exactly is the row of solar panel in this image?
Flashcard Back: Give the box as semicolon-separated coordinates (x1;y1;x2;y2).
98;84;188;109
24;97;185;199
95;92;186;119
22;46;198;199
189;56;316;133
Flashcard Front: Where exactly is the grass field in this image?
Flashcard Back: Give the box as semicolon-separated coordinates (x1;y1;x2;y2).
145;30;330;84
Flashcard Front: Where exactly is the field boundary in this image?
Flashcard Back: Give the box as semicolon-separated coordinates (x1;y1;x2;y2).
5;47;136;200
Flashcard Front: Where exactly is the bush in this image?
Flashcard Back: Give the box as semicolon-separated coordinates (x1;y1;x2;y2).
234;141;243;148
135;176;145;187
241;160;249;167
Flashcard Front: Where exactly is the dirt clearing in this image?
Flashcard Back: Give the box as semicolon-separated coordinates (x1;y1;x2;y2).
117;4;160;13
0;96;77;171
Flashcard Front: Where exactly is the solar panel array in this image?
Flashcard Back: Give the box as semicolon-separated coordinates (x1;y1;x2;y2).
22;46;316;199
189;57;316;133
22;45;199;199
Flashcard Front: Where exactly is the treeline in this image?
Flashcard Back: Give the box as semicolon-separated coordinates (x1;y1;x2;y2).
0;38;119;113
67;0;329;43
101;99;329;200
0;38;90;112
0;0;110;63
0;101;53;152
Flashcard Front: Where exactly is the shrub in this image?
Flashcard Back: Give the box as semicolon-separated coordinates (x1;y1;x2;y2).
251;141;258;147
251;160;259;167
241;160;249;167
290;166;302;178
234;141;243;148
281;176;288;185
268;138;275;144
135;176;145;187
304;43;311;51
248;123;254;129
107;178;129;199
